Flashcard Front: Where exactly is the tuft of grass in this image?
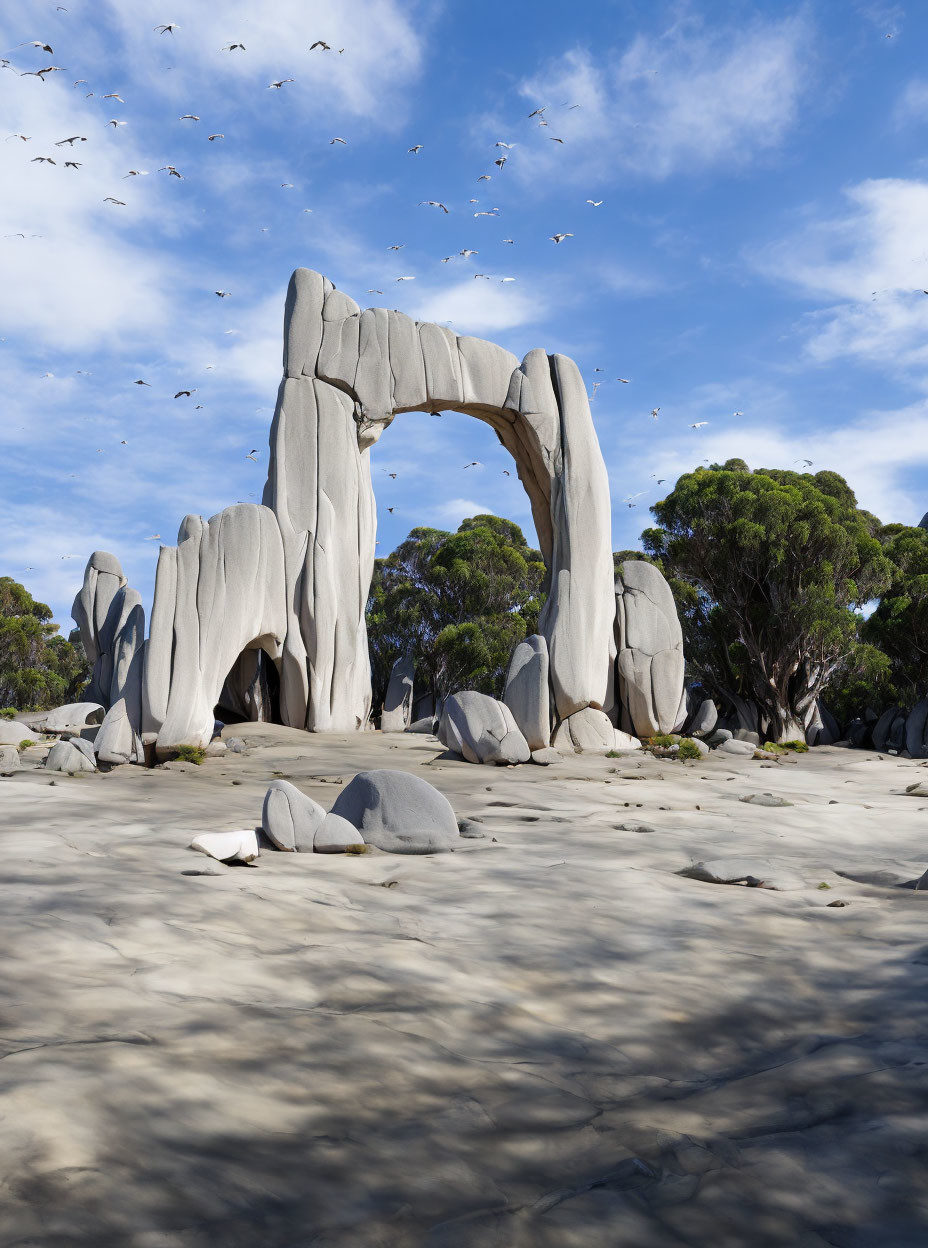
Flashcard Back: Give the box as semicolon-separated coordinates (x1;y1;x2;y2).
648;733;676;748
780;739;809;752
762;742;787;755
17;739;34;752
818;882;831;890
0;707;17;720
344;843;369;855
175;744;207;765
677;738;702;760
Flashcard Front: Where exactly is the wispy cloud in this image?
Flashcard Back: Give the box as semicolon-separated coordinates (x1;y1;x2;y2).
503;12;812;185
754;178;928;376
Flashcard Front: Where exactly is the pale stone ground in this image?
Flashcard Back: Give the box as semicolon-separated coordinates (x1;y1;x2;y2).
2;726;928;1247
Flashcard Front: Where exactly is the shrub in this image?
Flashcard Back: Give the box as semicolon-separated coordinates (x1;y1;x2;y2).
17;739;34;752
175;744;207;765
677;738;702;760
0;707;16;719
649;733;676;748
344;843;370;855
780;740;809;752
762;742;787;754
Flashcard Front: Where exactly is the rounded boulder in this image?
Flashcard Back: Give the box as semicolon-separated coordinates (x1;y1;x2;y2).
330;769;459;854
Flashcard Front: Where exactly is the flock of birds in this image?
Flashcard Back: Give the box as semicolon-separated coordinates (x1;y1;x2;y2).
3;14;769;569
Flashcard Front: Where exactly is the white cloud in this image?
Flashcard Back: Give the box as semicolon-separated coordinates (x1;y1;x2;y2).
506;13;811;185
408;278;547;334
894;78;928;125
755;178;928;374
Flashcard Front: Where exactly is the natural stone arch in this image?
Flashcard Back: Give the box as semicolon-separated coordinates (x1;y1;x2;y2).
261;267;617;736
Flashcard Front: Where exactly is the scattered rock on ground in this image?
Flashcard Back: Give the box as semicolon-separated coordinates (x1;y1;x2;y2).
262;779;325;852
679;857;805;890
190;829;259;863
739;793;794;807
708;728;732;745
331;769;459;854
530;746;562;766
717;738;755;757
0;745;20;774
45;739;96;774
314;813;364;854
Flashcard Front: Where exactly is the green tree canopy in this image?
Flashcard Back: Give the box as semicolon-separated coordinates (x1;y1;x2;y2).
641;461;895;740
367;515;546;711
861;522;928;699
0;576;89;711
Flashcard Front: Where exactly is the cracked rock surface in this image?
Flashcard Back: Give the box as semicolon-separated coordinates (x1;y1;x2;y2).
2;728;928;1246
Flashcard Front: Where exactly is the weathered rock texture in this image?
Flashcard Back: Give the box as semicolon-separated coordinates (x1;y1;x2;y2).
330;769;459;854
380;653;415;732
503;633;550;750
72;269;680;757
615;560;684;737
439;691;531;765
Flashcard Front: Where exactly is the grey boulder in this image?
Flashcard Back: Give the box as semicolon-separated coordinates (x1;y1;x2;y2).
905;698;928;759
94;698;143;765
552;706;641;755
331;769;459;854
45;739;96;774
41;702;105;734
314;813;364;854
262;780;325;852
688;697;718;737
381;653;414;733
615;559;685;737
872;705;903;752
503;633;550;750
717;738;756;757
0;745;20;775
0;721;39;746
439;691;530;765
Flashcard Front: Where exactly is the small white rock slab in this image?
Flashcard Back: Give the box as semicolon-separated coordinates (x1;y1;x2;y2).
190;829;259;863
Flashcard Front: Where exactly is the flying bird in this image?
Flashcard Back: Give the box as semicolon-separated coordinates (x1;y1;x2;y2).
123;169;148;177
550;233;573;243
22;41;54;53
154;24;178;34
215;290;230;297
7;134;30;141
495;141;513;149
160;165;182;177
494;156;507;169
474;209;498;217
174;389;196;398
459;248;478;257
418;200;448;212
310;40;331;50
618;378;630;383
108;119;127;127
103;93;123;101
268;79;293;88
133;379;151;386
690;421;708;428
30;156;56;163
222;43;246;51
179;114;200;121
388;243;405;250
499;277;515;282
104;197;126;205
549;136;564;143
208;133;223;141
528;107;546;118
586;199;604;206
407;144;423;153
463;461;482;468
144;534;161;540
650;408;660;419
22;66;66;79
330;136;347;144
55;135;86;145
474;273;490;279
245;450;259;461
63;160;80;169
395;275;415;281
477;174;491;181
367;289;383;294
502;238;514;244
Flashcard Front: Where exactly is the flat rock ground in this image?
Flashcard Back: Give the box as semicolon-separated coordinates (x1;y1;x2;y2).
2;727;928;1248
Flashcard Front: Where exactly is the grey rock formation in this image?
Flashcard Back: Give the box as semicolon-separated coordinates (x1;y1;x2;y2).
439;691;531;765
530;746;562;765
380;653;415;732
262;779;325;852
688;697;718;738
551;707;641;755
0;745;20;774
68;736;97;765
330;769;459;854
45;739;96;773
42;703;105;733
503;633;550;750
144;506;288;757
872;705;904;753
0;721;39;746
615;560;684;737
314;813;364;853
70;267;685;759
406;716;437;734
190;830;259;863
740;793;794;807
806;700;840;747
905;698;928;759
94;698;143;766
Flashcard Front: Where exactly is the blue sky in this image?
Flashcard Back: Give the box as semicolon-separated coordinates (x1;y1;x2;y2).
2;0;928;627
